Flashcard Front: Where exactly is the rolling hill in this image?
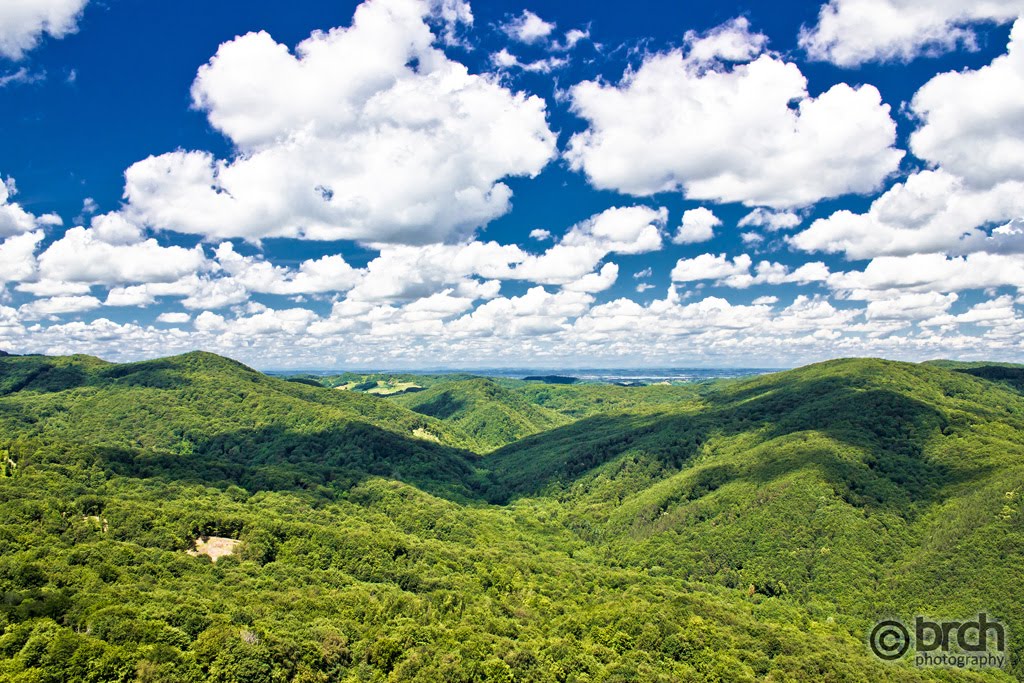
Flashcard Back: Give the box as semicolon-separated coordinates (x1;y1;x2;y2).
389;377;571;451
0;351;1020;681
0;351;486;500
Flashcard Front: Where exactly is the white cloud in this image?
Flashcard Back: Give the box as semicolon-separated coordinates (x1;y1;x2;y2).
800;0;1024;67
673;207;721;244
121;0;555;244
447;287;592;338
214;242;362;295
490;48;567;73
921;295;1019;327
738;208;801;231
671;253;830;289
795;27;1024;261
791;170;1024;259
347;241;519;302
501;10;555;44
909;19;1024;188
671;253;751;283
865;291;959;320
0;230;43;283
1;177;61;238
35;225;207;285
752;295;778;305
684;17;767;63
562;262;619;293
0;0;88;60
0;67;45;87
513;206;666;285
830;252;1024;294
557;28;590;51
20;295;101;319
529;228;552;241
156;312;191;324
566;19;902;208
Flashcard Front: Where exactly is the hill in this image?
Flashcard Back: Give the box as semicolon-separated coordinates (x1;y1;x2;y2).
0;351;485;500
487;358;1024;665
389;377;571;451
0;352;1020;681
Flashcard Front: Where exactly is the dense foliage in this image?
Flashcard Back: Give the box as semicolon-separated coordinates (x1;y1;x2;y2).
390;378;570;452
0;352;1020;681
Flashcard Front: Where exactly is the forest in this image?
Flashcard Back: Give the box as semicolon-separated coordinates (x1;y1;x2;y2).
0;350;1021;681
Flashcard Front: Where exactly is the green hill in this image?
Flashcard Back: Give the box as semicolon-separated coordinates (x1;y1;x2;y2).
487;358;1024;664
0;352;1020;681
0;351;484;500
390;377;571;451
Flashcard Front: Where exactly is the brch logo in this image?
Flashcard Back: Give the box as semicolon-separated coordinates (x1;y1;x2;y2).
868;614;1007;669
869;620;910;660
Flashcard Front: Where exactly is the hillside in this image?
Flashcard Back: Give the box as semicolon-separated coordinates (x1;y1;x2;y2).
487;358;1024;664
0;352;1020;681
389;377;571;451
0;351;485;500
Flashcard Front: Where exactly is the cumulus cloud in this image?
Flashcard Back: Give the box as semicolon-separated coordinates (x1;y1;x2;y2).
671;253;830;289
684;17;767;62
0;0;88;60
156;312;191;324
865;291;959;320
346;241;518;302
35;225;207;286
673;207;721;244
566;19;902;208
791;170;1024;259
0;230;44;283
796;27;1024;261
121;0;556;244
513;206;666;285
671;253;751;283
909;20;1024;188
20;295;101;319
1;177;61;238
332;205;664;305
738;208;802;231
501;10;555;44
214;242;362;295
448;287;593;337
800;0;1024;67
829;252;1024;295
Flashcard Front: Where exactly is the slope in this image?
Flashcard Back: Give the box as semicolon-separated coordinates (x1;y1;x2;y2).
389;377;571;451
487;358;1024;672
0;351;484;500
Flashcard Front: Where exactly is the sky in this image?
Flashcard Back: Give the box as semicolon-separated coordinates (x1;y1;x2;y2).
1;0;1024;369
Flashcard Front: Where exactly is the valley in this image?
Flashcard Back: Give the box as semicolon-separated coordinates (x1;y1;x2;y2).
0;352;1021;681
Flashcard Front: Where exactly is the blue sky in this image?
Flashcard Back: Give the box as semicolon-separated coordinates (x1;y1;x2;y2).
1;0;1023;369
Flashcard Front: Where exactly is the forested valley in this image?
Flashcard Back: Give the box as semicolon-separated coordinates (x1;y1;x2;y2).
1;351;1022;681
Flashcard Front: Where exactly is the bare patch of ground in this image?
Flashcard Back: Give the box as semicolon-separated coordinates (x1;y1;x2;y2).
412;427;440;443
187;536;241;562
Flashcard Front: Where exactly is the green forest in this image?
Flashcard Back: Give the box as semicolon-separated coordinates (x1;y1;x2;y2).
0;351;1022;681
